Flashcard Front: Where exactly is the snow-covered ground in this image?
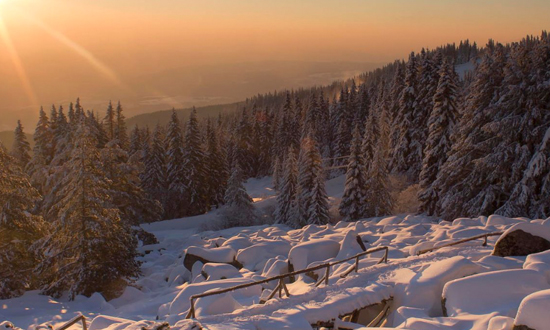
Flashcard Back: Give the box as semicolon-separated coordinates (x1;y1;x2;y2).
2;176;550;330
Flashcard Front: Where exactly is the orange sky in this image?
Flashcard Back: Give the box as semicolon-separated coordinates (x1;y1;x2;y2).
0;0;549;130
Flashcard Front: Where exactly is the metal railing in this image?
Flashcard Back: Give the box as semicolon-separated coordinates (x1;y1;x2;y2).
416;232;503;255
185;246;389;319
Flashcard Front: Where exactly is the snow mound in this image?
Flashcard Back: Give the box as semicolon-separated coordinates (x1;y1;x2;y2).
442;269;548;317
201;263;242;281
288;239;341;271
167;278;261;319
392;256;484;320
236;240;291;271
514;289;550;330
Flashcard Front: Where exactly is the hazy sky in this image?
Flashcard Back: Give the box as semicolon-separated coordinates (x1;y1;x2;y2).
1;0;549;130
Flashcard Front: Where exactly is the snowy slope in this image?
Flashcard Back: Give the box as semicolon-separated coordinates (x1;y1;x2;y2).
2;175;550;330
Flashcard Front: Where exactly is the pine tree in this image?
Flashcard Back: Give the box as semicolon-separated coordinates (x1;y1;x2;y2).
103;101;115;141
222;162;255;228
101;140;163;225
141;124;168;215
339;125;368;221
391;52;419;181
297;136;329;226
37;119;139;300
166;110;186;218
10;120;31;168
205;119;227;207
364;143;394;218
275;146;298;227
114;101;129;150
129;125;142;156
0;144;46;299
435;43;507;219
182;107;209;215
27;108;53;191
272;156;283;191
418;59;460;215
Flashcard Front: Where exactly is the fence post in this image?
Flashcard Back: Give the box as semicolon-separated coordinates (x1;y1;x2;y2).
324;265;330;285
354;256;359;273
483;235;488;247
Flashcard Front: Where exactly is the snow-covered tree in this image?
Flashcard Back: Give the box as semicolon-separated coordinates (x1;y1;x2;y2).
391;52;420;181
10;120;31;168
418;59;459;215
339;125;368;221
297;136;329;226
222;162;255;227
166;110;186;218
205;119;227;207
141;124;168;215
101;140;163;225
0;144;46;299
114;102;129;150
182;107;209;215
27;108;53;188
275;146;298;226
37;119;139;300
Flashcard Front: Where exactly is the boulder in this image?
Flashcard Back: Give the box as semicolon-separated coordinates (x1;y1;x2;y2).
493;229;550;257
183;246;240;271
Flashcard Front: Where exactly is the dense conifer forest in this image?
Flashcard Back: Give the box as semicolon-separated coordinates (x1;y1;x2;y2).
1;34;549;300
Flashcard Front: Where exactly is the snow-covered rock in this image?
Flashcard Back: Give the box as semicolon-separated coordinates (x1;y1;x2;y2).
493;223;550;257
514;289;550;330
183;246;238;271
236;240;291;271
201;263;242;281
288;239;341;271
394;256;484;317
442;269;548;317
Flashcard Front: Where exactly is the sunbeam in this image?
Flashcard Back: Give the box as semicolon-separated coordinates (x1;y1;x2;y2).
0;11;39;108
14;7;133;94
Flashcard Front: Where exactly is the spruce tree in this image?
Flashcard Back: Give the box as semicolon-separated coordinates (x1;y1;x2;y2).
114;101;129;150
418;59;459;215
223;162;255;227
182;107;209;215
103;101;115;141
391;52;419;181
0;144;46;299
10;120;31;168
297;136;329;226
166;110;186;218
37;118;139;300
206;119;227;207
141;124;168;216
339;125;368;221
101;141;163;225
27;108;53;191
275;146;298;227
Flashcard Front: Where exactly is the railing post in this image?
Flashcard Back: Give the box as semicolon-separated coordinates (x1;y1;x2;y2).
483;235;488;247
81;316;87;330
324;265;330;286
384;247;388;263
354;256;359;273
186;297;196;319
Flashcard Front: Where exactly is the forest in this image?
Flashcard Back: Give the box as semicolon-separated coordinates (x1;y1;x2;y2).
1;33;549;301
